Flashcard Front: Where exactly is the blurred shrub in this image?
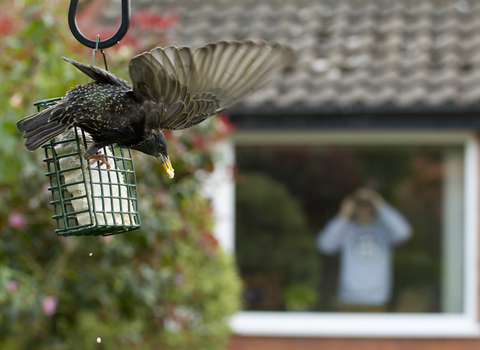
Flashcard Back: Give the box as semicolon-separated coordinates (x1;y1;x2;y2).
236;173;320;311
283;284;319;312
0;1;240;349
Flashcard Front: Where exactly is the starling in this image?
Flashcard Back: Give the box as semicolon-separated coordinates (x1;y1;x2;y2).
17;40;297;178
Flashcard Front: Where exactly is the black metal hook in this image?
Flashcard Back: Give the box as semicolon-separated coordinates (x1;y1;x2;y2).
68;0;131;49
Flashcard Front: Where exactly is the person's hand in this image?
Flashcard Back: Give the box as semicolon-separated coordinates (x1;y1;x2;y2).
355;187;384;207
340;196;356;218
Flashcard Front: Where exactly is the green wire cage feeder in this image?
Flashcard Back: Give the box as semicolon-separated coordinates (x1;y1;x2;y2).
37;98;141;237
30;0;139;236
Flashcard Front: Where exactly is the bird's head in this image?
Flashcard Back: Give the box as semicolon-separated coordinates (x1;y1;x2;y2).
131;131;175;178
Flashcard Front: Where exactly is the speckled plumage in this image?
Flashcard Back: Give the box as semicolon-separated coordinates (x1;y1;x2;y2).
50;83;142;158
17;40;297;174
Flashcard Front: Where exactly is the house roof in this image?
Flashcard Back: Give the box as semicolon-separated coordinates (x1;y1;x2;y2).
102;0;480;115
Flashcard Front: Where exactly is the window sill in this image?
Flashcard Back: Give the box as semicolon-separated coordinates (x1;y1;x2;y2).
230;312;480;338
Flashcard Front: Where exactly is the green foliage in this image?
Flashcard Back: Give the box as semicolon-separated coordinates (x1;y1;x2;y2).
0;1;240;349
236;173;320;310
283;284;319;312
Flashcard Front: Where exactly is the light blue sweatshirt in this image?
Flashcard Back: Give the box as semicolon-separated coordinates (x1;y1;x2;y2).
317;203;412;305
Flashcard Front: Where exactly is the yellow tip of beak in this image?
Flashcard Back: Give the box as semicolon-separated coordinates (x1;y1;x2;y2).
161;156;175;179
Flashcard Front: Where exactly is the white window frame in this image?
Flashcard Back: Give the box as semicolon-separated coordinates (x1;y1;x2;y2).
208;129;480;338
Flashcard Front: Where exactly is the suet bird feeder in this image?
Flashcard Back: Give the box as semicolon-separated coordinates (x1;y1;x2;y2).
37;99;141;236
34;1;140;236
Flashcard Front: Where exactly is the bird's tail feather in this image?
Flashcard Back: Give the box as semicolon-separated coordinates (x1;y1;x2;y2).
24;123;68;151
17;107;52;133
17;107;68;151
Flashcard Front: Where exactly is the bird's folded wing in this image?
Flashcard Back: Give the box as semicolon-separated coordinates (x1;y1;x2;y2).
62;57;132;90
128;40;297;130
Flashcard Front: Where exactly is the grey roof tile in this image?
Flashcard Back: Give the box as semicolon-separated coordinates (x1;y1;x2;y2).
97;0;480;112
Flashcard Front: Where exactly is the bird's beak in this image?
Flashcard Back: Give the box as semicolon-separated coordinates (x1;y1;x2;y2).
158;155;175;179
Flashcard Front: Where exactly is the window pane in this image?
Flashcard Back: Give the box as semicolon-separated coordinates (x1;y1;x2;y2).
235;144;464;313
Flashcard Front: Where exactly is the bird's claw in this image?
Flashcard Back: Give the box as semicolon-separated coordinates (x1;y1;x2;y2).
88;154;111;169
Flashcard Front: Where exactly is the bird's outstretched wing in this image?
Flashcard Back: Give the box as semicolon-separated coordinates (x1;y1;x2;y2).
128;40;297;130
62;57;132;90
